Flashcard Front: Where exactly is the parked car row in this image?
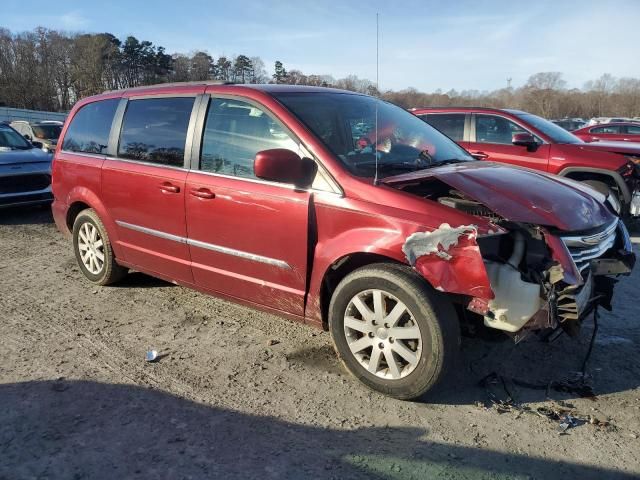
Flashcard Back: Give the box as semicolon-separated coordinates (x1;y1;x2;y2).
551;118;587;131
44;82;636;400
550;117;640;132
572;122;640;143
586;117;640;126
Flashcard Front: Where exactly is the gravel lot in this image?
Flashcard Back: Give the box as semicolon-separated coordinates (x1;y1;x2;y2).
1;207;639;479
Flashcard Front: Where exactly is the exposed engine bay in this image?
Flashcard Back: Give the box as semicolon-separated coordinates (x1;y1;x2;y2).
395;177;636;341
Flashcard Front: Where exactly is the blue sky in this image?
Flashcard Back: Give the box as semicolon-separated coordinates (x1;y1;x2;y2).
4;0;639;92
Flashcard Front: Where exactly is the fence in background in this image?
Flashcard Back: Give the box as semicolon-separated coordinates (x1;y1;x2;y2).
0;107;67;123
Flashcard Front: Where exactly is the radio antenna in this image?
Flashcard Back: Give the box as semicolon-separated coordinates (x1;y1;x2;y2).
373;12;380;186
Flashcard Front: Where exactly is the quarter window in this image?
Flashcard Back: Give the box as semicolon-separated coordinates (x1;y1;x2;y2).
62;99;119;154
476;114;527;145
200;98;299;179
118;97;194;167
421;114;465;141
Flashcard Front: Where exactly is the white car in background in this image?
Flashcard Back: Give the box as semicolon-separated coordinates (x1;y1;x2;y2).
10;120;63;153
587;117;638;126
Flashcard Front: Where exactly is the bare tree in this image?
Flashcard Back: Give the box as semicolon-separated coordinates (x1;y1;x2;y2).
1;26;640;120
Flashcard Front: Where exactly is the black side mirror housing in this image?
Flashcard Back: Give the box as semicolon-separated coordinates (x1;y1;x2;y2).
512;132;538;152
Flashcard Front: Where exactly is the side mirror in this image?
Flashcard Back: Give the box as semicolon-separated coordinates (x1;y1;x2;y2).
512;132;538;151
31;141;43;149
254;149;318;188
24;134;32;141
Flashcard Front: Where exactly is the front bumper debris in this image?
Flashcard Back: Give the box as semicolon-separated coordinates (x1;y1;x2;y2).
630;190;640;217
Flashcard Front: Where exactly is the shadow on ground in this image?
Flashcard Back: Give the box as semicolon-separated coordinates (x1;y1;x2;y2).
0;380;635;479
114;271;176;289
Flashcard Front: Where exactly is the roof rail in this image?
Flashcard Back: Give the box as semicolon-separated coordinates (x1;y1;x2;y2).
410;106;501;110
103;80;236;94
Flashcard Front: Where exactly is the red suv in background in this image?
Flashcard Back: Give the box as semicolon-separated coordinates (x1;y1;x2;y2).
572;122;640;143
413;107;640;218
52;84;634;399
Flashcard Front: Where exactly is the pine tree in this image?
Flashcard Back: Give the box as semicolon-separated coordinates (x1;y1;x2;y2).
273;60;288;84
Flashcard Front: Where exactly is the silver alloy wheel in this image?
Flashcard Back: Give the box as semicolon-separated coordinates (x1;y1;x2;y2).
344;289;422;380
77;222;105;275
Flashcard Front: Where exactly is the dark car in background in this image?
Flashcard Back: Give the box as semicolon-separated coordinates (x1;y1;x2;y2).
551;118;587;131
572;122;640;143
10;120;63;153
413;107;640;218
0;123;53;208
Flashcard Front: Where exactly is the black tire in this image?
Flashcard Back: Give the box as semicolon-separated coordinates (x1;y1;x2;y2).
328;263;460;400
72;209;127;285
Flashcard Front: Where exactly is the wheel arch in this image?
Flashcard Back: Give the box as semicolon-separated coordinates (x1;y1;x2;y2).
316;252;408;329
65;186;123;258
558;167;631;203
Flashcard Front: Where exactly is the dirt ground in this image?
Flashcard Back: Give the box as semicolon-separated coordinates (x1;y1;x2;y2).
1;207;639;480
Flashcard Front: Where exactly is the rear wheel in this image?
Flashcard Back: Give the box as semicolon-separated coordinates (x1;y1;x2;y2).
72;209;127;285
329;263;460;400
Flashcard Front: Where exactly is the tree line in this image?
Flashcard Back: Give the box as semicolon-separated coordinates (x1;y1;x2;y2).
1;27;639;119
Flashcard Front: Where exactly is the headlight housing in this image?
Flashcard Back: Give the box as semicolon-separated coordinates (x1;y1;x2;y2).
621;158;640;178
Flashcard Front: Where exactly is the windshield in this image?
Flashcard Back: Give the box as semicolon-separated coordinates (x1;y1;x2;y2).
0;125;33;150
516;113;583;144
275;92;474;178
32;124;62;140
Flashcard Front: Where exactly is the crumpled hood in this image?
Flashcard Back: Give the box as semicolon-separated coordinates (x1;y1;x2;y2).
382;162;615;232
0;148;52;166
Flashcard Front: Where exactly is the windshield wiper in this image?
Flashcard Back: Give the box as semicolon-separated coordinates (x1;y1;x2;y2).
433;158;469;166
377;163;423;172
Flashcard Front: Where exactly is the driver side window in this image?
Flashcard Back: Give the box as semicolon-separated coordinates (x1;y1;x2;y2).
476;114;527;145
200;98;299;179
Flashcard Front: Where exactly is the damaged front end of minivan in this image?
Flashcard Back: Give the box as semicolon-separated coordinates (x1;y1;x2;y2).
385;162;636;341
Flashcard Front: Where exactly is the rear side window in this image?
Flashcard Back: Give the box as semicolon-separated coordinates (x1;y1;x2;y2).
118;97;194;167
627;125;640;134
421;114;465;141
200;98;298;179
591;125;620;134
62;99;119;154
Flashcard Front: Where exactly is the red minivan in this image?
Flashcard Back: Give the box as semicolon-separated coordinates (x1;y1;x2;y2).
52;83;634;399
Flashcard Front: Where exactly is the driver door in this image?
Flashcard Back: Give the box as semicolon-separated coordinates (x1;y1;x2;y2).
185;95;311;316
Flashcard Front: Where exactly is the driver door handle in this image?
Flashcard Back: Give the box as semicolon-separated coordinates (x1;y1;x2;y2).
470;151;489;159
159;182;180;194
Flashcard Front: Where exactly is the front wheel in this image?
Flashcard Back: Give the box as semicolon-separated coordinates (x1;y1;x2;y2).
329;263;460;400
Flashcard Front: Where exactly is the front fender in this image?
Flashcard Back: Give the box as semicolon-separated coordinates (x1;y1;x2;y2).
305;202;495;324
